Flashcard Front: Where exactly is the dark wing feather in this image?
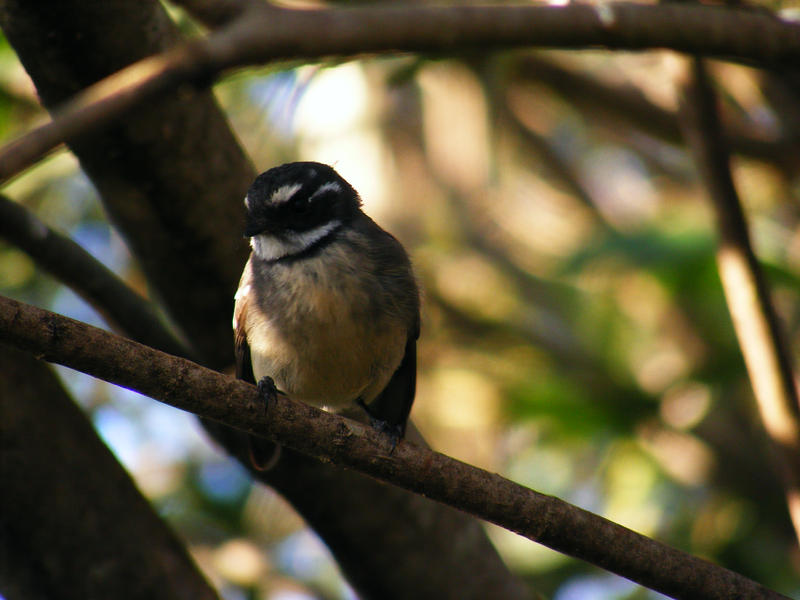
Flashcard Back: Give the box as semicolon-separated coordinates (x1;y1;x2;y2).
234;259;255;384
359;217;420;439
365;333;417;439
234;312;255;384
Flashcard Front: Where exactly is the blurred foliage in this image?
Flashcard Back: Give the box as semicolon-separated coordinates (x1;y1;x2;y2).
2;3;800;599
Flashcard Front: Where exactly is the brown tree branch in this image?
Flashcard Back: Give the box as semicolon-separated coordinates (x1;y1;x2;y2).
202;418;533;600
0;342;220;600
2;2;800;184
680;57;800;543
168;0;262;28
0;294;791;600
0;195;191;359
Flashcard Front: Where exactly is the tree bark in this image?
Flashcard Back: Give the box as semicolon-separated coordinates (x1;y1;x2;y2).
0;343;220;600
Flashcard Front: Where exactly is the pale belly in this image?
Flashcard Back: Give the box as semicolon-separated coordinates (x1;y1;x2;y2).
246;294;406;410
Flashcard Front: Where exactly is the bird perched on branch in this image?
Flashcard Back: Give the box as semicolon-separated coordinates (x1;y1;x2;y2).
233;162;420;468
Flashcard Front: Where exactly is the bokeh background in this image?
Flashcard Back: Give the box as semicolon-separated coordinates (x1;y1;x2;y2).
2;4;800;598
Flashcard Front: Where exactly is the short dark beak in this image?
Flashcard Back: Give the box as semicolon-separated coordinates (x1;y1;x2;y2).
244;213;266;237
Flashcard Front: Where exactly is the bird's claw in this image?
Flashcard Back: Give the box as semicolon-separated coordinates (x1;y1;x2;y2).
356;399;403;453
369;417;403;453
257;376;277;416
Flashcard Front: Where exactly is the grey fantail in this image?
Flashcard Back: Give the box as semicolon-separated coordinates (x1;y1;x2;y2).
234;162;420;466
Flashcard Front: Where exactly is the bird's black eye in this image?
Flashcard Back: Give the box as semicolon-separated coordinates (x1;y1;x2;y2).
281;192;322;231
292;194;314;214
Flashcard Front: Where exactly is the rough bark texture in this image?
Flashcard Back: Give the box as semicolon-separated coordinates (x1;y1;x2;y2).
0;1;531;598
0;343;220;600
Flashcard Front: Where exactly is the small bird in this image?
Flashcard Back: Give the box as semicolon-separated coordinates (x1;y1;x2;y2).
233;162;420;466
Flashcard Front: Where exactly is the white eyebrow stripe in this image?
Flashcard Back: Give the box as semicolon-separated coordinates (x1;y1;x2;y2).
270;183;303;205
310;181;341;199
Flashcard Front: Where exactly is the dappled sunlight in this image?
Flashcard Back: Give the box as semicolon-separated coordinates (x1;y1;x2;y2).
659;382;712;430
432;252;520;321
418;62;490;194
294;63;392;214
213;538;268;587
415;366;501;468
637;422;714;486
603;442;662;536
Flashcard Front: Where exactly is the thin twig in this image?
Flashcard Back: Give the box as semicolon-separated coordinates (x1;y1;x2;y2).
0;294;790;600
2;3;800;184
680;57;800;543
168;0;264;28
0;195;192;359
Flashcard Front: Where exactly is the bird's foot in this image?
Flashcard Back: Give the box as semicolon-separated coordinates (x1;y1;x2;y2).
357;399;403;453
370;418;403;454
248;376;281;471
257;376;278;415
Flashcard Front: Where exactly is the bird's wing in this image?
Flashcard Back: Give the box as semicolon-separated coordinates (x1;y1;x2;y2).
364;325;418;440
233;259;255;384
234;259;279;470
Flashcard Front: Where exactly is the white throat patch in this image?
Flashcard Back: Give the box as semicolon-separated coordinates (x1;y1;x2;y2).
251;220;342;261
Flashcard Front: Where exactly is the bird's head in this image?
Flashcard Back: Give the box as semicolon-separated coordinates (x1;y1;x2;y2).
243;162;362;261
244;162;360;236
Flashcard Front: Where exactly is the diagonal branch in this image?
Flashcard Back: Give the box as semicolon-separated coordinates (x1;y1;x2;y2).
2;2;800;184
0;293;790;600
168;0;262;28
0;195;191;359
680;57;800;543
